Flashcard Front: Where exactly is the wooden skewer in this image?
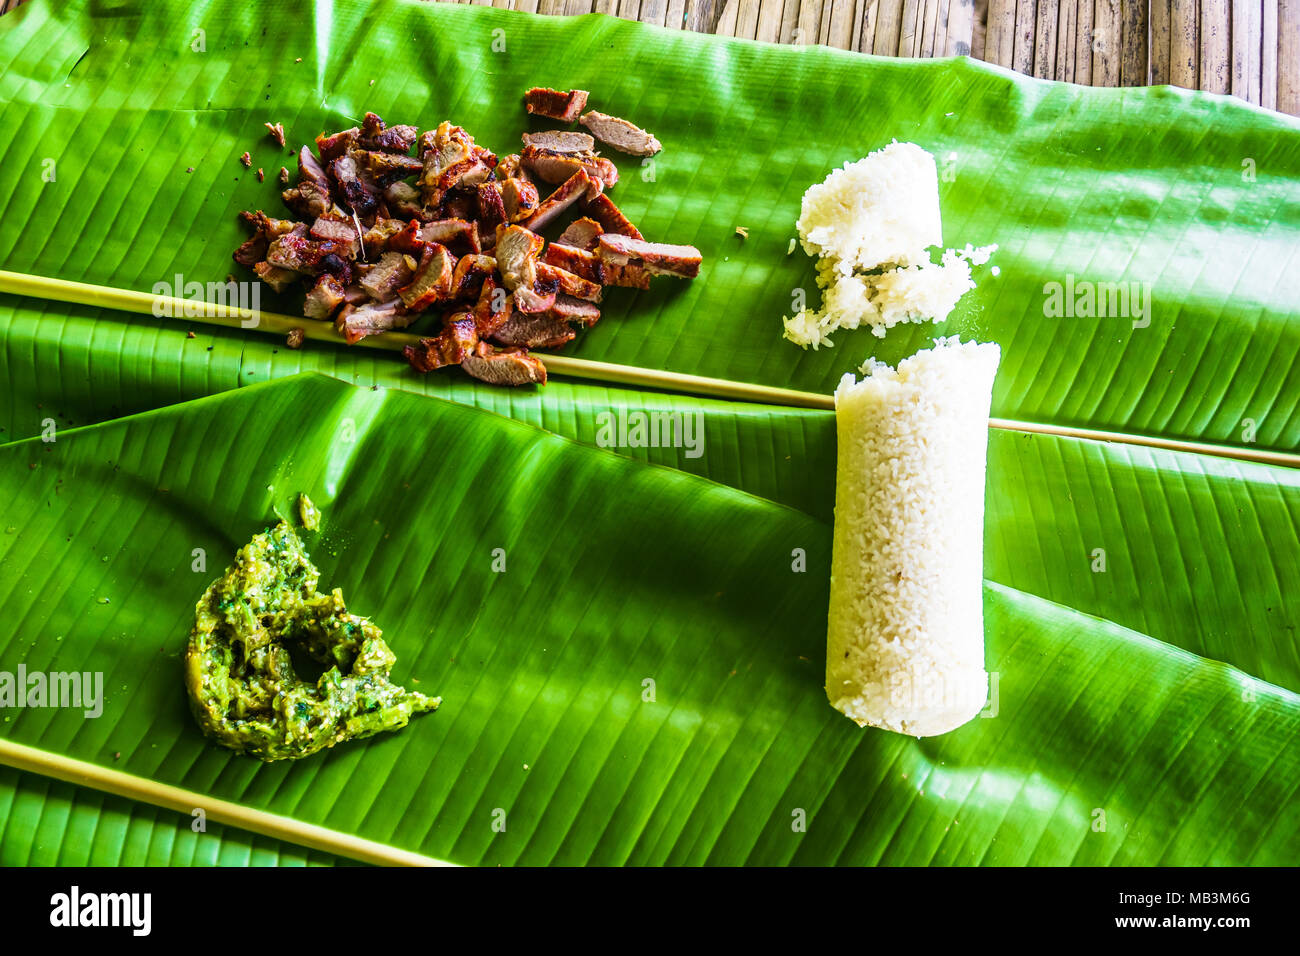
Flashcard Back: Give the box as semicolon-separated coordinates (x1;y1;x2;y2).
2;269;1299;468
0;738;451;867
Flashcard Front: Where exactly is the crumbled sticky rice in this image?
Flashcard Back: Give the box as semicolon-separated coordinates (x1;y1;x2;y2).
825;336;1000;736
796;142;941;271
782;142;996;348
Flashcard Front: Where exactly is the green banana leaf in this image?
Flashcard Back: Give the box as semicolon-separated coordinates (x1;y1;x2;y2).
0;765;348;865
0;374;1295;865
0;0;1297;865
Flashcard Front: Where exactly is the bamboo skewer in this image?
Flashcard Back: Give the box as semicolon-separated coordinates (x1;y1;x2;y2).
0;738;451;867
2;269;1300;468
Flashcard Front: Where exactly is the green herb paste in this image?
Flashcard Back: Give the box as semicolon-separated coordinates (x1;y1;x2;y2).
184;522;439;761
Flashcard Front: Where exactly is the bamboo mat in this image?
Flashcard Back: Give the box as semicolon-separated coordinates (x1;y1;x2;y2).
0;0;1295;114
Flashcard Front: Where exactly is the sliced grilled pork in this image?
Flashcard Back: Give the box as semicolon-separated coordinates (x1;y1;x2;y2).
541;243;604;285
501;178;540;223
597;234;702;279
281;180;333;219
554;217;604;251
309;215;361;254
520;170;593;232
520;146;616;193
266;234;353;274
398;243;456;311
336;297;411;344
234;211;301;266
363;150;424;185
359;251;416;299
361;218;410;254
536;262;602;302
491;311;576;350
549;294;601;326
477;181;506;231
521;130;595;153
472;274;512;338
450;254;497;300
599;261;652;289
316;127;360;161
584;193;642;239
384;181;424;219
359;112;418;153
496;153;529;181
523;87;589;123
404;312;479;372
303;274;346;319
297;146;331;187
495;225;544;295
578;110;662;157
331;152;379;217
462;340;547;386
414;218;479;256
254;261;298;293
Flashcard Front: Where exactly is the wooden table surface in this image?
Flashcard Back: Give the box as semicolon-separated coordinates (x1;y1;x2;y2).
1;0;1296;116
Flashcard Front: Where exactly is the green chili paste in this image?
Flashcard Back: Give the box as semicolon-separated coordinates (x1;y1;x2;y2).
184;522;439;761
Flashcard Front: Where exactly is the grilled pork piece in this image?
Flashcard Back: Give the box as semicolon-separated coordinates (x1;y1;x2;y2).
500;178;540;223
331;152;379;217
398;243;456;311
520;170;593;232
549;293;601;326
360;112;419;153
491;311;576;350
495;153;529;181
521;130;595;153
385;219;427;257
584;193;642;240
523;87;589;123
520;146;616;193
336;297;411;344
597;234;702;279
303;274;346;319
384;181;424;219
418;218;480;255
477;181;507;231
364;150;424;185
310;214;361;248
234;211;301;266
418;122;496;207
600;261;653;289
536;261;602;302
472;274;512;338
359;251;416;299
555;216;604;251
297;146;331;187
494;226;544;297
316;127;360;160
361;218;409;254
281;180;333;219
450;254;497;301
579;110;662;156
266;234;353;274
496;226;554;314
404;312;480;372
254;261;299;293
541;243;604;285
462;340;547;386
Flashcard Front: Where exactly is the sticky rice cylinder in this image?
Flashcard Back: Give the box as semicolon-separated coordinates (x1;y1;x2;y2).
826;338;1000;736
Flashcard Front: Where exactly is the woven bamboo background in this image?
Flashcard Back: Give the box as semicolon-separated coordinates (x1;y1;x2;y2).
0;0;1295;114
